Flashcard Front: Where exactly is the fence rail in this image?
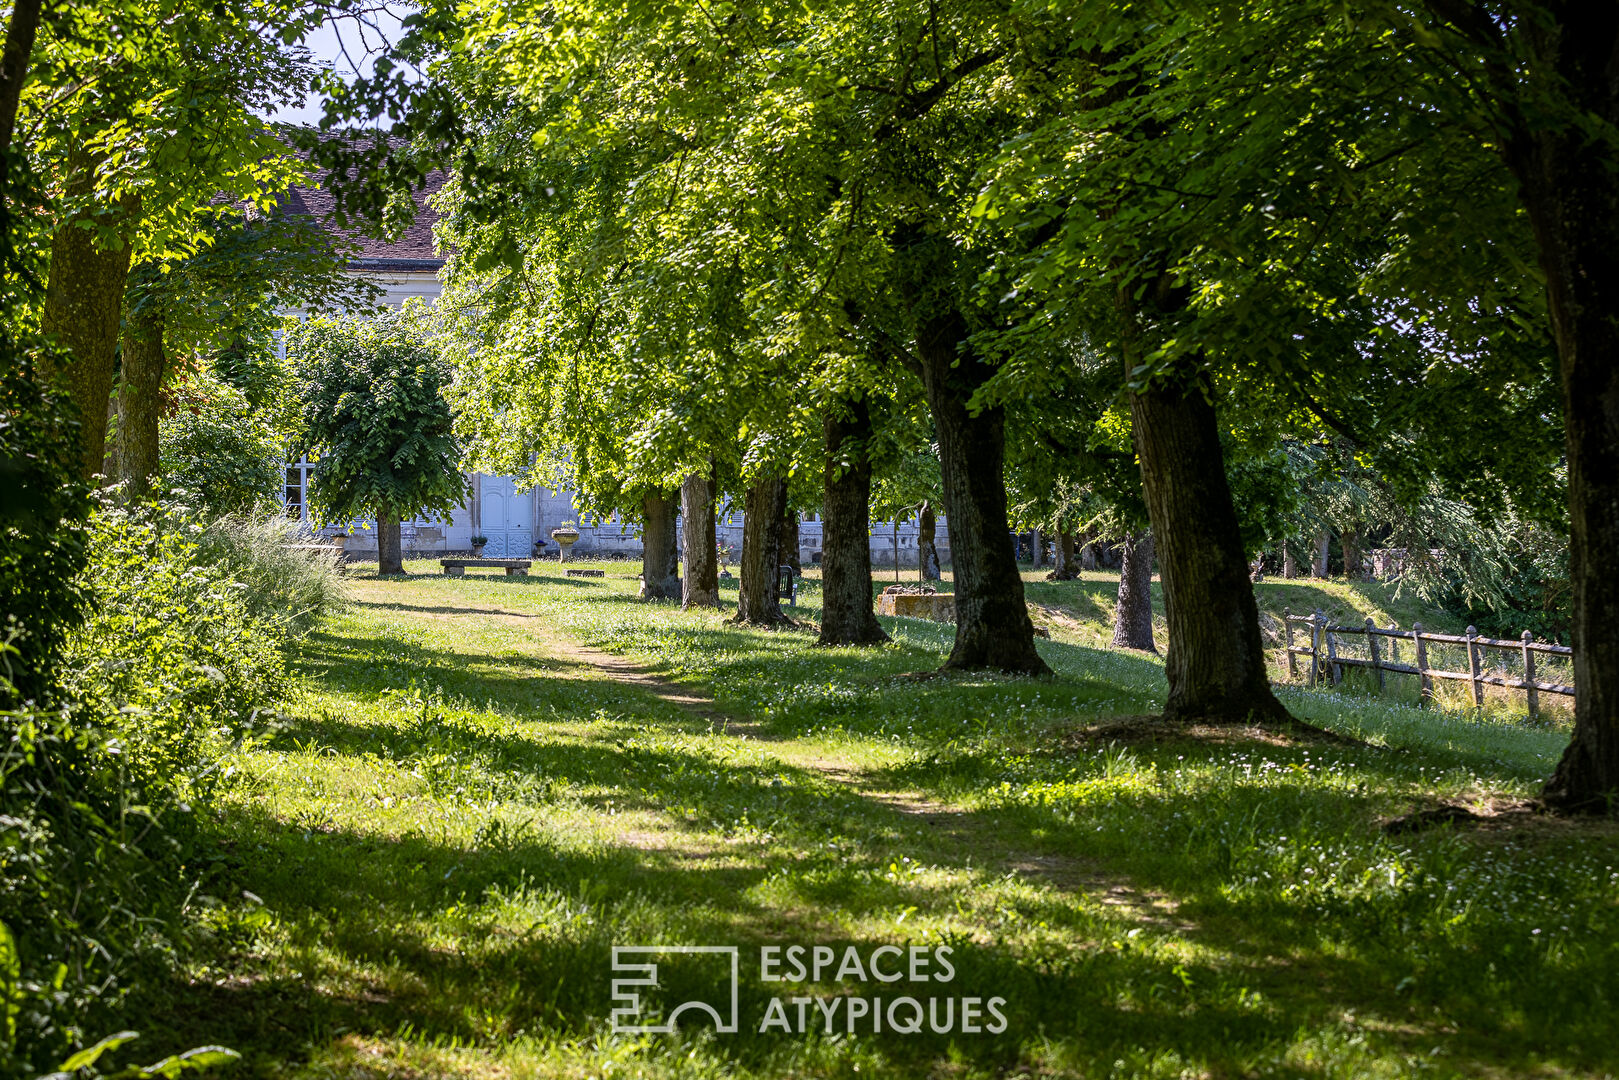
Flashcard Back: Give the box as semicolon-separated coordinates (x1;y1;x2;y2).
1282;609;1573;719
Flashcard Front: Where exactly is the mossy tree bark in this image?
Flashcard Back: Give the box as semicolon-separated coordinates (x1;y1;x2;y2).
116;305;165;499
818;398;888;646
680;469;720;608
731;475;790;626
915;310;1047;674
640;488;681;600
1130;368;1288;724
40;172;138;482
1111;530;1156;652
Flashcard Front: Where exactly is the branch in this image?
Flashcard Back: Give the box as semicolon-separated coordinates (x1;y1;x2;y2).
872;47;1006;143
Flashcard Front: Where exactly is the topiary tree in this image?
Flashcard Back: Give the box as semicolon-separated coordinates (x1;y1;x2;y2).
289;305;468;575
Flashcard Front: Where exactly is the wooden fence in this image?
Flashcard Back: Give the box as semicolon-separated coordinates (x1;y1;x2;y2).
1282;609;1574;719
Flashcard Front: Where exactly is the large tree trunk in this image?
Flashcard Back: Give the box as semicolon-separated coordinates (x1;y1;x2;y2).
731;475;790;626
1282;542;1299;579
680;469;720;608
1047;529;1079;580
377;507;404;575
818;400;889;646
780;500;801;576
639;488;681;600
40;171;138;482
1130;369;1288;724
1312;529;1330;578
116;303;165;499
915;312;1047;674
1342;526;1364;581
1111;530;1156;652
1030;528;1043;570
1504;8;1619;812
917;500;942;581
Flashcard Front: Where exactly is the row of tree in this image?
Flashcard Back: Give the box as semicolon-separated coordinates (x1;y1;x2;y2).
292;0;1615;809
5;0;1614;811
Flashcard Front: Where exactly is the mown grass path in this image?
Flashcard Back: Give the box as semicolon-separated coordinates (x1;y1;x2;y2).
158;566;1619;1080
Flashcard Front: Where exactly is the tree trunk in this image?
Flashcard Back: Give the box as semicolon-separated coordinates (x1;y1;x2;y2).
818;400;888;646
0;0;41;262
377;506;404;575
1502;8;1619;811
639;488;681;600
1312;529;1330;578
1080;531;1097;571
40;171;138;482
731;475;790;626
1047;529;1079;580
1030;528;1043;570
1130;369;1288;724
1111;530;1156;652
116;303;165;499
780;500;801;575
1282;542;1298;579
680;469;720;608
1342;527;1364;581
915;311;1047;674
917;500;941;581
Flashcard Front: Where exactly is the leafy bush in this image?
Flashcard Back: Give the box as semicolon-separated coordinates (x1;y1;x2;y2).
158;370;282;518
0;340;89;708
1;496;343;1073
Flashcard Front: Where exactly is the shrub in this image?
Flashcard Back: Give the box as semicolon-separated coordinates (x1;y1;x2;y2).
0;339;89;708
158;370;282;518
1;496;342;1072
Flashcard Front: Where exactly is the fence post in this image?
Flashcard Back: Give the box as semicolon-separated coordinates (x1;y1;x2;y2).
1466;625;1484;708
1366;617;1384;692
1326;620;1341;685
1284;607;1297;679
1413;622;1432;705
1309;611;1323;686
1521;630;1539;721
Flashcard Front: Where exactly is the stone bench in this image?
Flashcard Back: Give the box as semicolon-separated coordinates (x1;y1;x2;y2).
440;559;531;577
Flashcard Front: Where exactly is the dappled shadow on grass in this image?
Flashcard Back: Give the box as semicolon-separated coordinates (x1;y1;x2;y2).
145;581;1618;1078
859;723;1619;1067
529;586;1168;744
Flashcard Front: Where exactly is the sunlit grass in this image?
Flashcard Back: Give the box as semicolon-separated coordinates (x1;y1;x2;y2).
142;563;1619;1080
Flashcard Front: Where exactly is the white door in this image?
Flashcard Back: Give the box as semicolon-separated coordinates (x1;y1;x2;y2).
480;477;532;557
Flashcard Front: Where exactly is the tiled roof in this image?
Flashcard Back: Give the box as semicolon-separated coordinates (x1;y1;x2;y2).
278;151;449;269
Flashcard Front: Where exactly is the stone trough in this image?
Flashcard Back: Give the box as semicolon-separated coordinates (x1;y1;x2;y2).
876;585;955;623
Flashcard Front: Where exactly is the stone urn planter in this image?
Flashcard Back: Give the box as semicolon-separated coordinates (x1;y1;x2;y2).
470;535;488;558
551;526;580;562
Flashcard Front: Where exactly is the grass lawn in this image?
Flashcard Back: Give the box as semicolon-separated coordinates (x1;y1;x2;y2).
147;561;1618;1079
